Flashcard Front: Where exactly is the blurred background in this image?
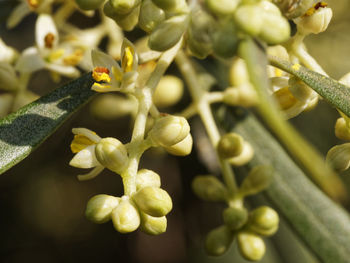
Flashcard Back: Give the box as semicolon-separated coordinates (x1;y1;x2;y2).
0;0;350;262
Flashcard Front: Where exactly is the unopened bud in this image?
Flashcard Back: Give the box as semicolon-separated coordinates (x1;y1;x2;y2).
0;62;18;91
234;5;263;36
139;0;165;33
239;165;274;196
229;58;249;86
148;115;190;147
223;84;258;107
326;143;350;172
133;186;173;217
151;0;188;13
205;225;233;256
140;212;167;235
148;14;189;51
228;142;254;166
192;175;228;202
104;2;140;31
259;14;290;44
95;137;129;173
111;197;140;233
218;133;244;159
165;134;193;156
335;118;350;141
136;169;161;191
294;4;332;35
75;0;105;10
109;0;141;14
238;232;266;261
206;0;240;15
248;206;279;236
153;75;184;108
213;19;239;58
85;194;120;224
0;94;12;117
222;207;248;231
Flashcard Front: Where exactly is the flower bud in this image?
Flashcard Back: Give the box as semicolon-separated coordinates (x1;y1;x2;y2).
192;175;228;202
294;4;332;35
223;84;258;107
165;134;193;156
140;212;167;235
218;133;244;159
239;165;274;196
95;137;129;173
222;207;248;231
148;14;189;51
75;0;105;10
151;0;188;13
212;19;239;58
326;143;350;172
0;94;12;117
248;206;279;236
111;197;140;233
259;15;290;44
148;115;190;147
205;225;233;256
288;76;314;102
206;0;240;15
229;58;249;87
85;194;120;224
335;118;350;141
138;0;165;33
136;169;161;191
153;75;184;108
238;232;266;261
104;2;140;31
0;62;18;91
109;0;141;14
234;5;263;36
133;186;173;217
228;142;254;166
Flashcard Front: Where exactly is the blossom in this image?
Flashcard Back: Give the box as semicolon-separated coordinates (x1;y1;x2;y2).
69;128;104;181
91;38;139;93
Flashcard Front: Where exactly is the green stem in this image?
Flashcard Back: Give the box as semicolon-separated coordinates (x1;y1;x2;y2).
175;50;238;197
11;72;30;112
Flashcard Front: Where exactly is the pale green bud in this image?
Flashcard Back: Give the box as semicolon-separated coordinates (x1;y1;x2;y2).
133;186;173;217
228;141;254;166
259;14;290;44
205;225;233;256
248;206;279;236
140;212;167;235
294;5;332;35
75;0;105;10
238;232;266;261
148;14;189;51
218;133;244;159
136;169;161;191
222;207;248;231
139;0;165;33
111;197;141;233
326;143;350;172
109;0;141;14
104;2;140;31
148;115;190;147
95;137;129;174
0;62;18;91
273;0;316;19
165;134;193;156
153;75;184;108
239;165;274;196
206;0;240;15
223;84;258;107
335;118;350;141
234;5;263;36
192;175;228;202
229;58;249;87
213;19;239;58
151;0;188;13
85;194;120;224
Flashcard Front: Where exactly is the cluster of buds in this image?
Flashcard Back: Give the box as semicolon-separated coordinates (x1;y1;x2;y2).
192;166;277;260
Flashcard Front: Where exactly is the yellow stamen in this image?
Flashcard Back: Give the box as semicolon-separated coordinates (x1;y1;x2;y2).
47;49;65;62
92;82;112;91
292;63;301;71
273;87;298;110
92;67;111;83
112;66;123;82
63;49;84;66
274;68;283;77
70;134;95;153
304;2;328;16
122;46;134;73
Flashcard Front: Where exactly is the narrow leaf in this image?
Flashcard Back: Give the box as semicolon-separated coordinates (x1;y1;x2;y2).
269;55;350;117
0;73;95;175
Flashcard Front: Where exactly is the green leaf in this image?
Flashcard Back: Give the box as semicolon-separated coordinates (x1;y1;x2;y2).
0;73;95;175
223;109;350;263
269;55;350;117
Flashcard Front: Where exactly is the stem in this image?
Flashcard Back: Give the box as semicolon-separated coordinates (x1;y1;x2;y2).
121;40;183;196
175;50;238;197
11;72;31;112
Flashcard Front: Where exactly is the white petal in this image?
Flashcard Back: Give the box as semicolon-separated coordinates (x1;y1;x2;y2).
15;47;45;73
91;49;120;71
0;38;18;63
72;128;101;142
77;166;104;181
36;14;59;51
69;145;100;169
44;63;80;78
339;73;350;87
6;2;30;29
